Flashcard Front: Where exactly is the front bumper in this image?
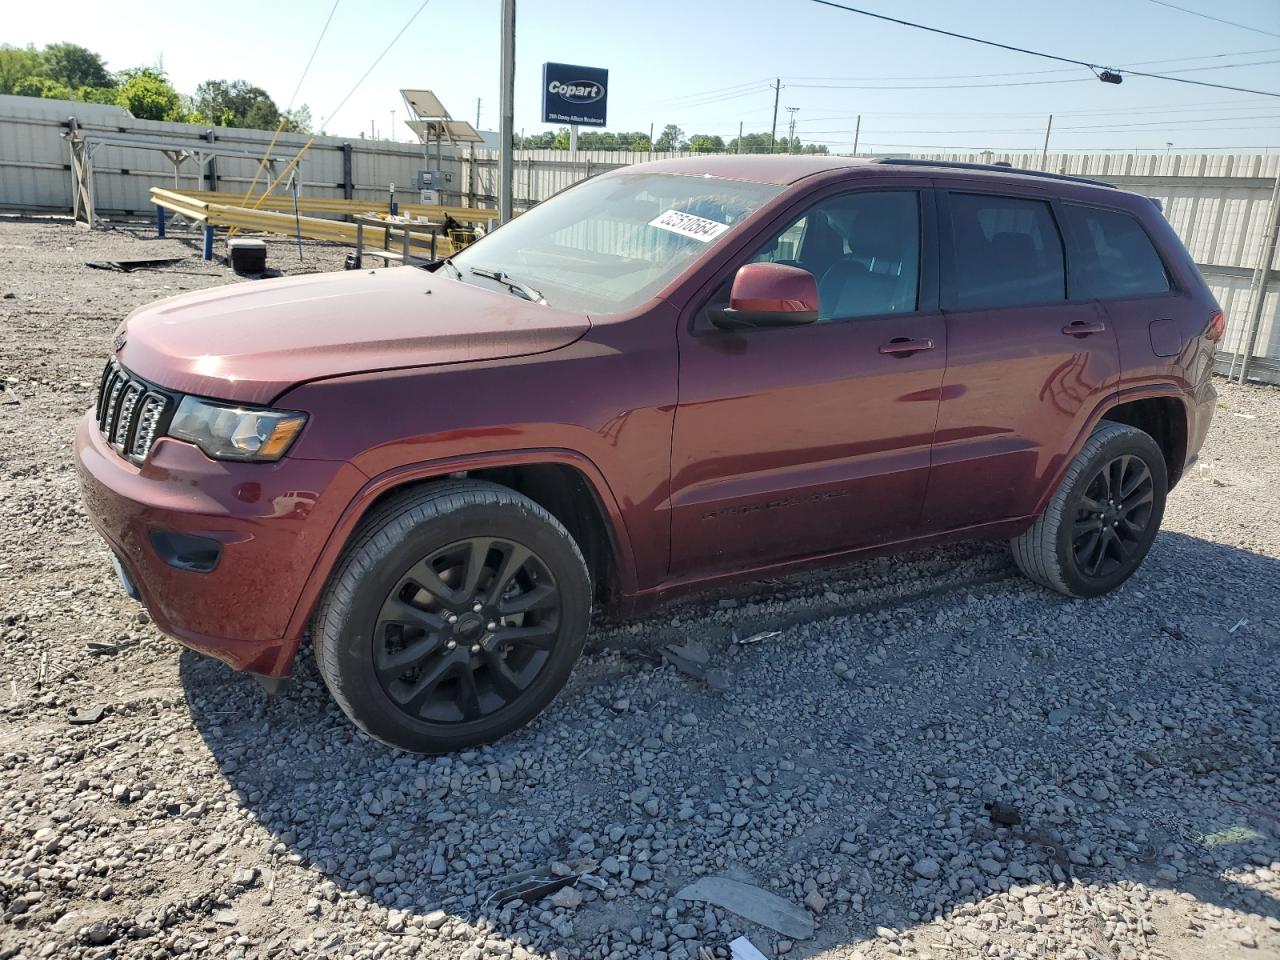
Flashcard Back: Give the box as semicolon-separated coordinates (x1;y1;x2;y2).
74;412;365;676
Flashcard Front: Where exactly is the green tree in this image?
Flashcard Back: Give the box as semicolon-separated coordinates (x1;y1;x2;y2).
654;124;685;151
42;42;112;89
193;79;307;132
116;70;185;121
687;134;725;153
12;75;70;99
0;44;45;95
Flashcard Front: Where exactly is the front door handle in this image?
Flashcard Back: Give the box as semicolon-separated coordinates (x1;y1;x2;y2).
1062;320;1107;337
879;337;935;356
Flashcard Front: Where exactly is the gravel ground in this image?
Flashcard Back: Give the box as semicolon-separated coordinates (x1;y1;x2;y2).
1;217;1278;960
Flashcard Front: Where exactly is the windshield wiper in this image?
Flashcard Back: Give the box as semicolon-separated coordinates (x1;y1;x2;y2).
468;266;546;304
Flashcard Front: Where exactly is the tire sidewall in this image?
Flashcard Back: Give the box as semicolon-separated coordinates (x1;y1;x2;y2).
328;496;590;753
1055;428;1168;598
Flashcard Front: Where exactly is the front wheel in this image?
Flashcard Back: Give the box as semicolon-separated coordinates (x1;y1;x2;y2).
1011;421;1167;598
312;480;591;753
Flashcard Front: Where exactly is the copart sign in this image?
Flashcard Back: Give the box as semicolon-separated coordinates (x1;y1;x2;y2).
541;62;608;127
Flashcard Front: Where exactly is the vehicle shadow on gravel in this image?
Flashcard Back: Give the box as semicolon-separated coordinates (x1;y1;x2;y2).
180;531;1280;957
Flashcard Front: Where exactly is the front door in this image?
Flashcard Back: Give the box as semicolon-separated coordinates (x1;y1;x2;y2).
668;187;946;579
923;187;1120;531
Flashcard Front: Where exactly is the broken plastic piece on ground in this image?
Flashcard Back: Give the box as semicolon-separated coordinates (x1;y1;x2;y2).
68;705;106;725
661;643;731;690
482;857;597;911
730;936;770;960
1228;617;1248;634
734;630;782;645
84;257;184;273
675;876;814;940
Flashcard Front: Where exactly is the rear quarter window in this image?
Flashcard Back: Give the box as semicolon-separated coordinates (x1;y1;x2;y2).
1062;204;1171;300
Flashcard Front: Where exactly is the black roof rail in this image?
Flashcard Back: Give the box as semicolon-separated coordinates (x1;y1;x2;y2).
873;158;1116;190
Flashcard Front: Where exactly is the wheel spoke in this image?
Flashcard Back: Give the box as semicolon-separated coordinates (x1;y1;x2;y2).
490;542;532;599
483;649;525;701
1079;495;1105;513
375;634;443;679
1087;528;1109;576
400;655;458;712
1119;460;1150;499
495;621;559;650
460;538;494;599
455;667;482;720
379;596;447;634
407;560;467;613
1073;516;1102;541
1122;485;1153;514
498;581;558;616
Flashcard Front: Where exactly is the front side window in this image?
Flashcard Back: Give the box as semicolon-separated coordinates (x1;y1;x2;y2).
448;173;783;313
752;191;920;320
1062;204;1171;300
947;193;1066;310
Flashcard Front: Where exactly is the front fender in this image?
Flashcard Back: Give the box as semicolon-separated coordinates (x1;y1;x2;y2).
279;446;639;651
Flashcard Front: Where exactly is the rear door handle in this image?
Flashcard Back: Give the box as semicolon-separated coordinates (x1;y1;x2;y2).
879;337;935;356
1062;320;1107;337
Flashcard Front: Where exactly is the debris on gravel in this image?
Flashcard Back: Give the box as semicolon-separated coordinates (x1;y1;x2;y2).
1;217;1278;959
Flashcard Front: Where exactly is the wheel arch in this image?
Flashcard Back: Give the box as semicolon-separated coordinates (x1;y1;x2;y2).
1027;385;1190;523
282;449;637;656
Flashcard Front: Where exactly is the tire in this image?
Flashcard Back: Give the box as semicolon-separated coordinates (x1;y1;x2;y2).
311;480;591;753
1011;421;1167;599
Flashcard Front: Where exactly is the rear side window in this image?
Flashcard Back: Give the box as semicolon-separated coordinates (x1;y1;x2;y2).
947;193;1066;310
1062;204;1170;299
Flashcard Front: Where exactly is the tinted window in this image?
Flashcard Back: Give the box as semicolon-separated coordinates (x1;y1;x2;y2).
753;191;920;320
1063;204;1170;299
947;193;1065;310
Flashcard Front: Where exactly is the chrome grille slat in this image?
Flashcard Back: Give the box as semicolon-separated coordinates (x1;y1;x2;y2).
95;363;171;464
112;382;144;450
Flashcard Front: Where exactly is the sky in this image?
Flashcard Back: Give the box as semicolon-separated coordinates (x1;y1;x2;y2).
7;0;1280;153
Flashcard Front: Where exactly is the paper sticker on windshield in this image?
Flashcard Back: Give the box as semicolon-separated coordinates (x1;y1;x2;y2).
649;209;730;243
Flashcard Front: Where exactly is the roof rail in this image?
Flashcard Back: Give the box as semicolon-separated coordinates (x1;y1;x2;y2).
873;158;1116;190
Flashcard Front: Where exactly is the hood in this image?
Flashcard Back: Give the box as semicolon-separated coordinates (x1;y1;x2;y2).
116;267;591;405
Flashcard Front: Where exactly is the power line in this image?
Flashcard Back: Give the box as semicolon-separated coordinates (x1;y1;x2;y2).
322;0;432;130
783;47;1280;83
805;0;1280;98
1147;0;1280;40
287;0;341;111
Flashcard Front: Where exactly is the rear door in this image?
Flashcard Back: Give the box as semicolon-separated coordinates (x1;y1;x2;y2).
1056;200;1183;383
923;186;1120;531
668;185;946;578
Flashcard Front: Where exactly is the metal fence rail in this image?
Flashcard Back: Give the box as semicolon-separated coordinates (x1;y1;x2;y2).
2;93;1277;381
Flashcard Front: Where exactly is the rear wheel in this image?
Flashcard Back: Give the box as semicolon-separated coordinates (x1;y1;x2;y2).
312;481;591;753
1011;421;1167;598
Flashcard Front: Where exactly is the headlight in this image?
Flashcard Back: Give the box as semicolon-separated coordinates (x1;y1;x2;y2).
168;396;307;462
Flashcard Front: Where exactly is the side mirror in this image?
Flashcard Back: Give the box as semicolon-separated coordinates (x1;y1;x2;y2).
711;262;820;330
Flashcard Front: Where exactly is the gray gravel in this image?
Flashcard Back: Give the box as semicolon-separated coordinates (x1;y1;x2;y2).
1;217;1278;960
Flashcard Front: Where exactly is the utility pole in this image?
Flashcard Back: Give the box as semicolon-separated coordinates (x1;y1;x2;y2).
769;78;781;153
390;109;396;142
738;120;743;154
476;97;482;128
853;114;861;156
648;122;654;152
1040;114;1053;167
786;106;798;154
499;0;515;223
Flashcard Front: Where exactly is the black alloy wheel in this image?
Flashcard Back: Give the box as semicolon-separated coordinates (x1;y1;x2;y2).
374;537;561;724
312;480;592;753
1071;454;1155;580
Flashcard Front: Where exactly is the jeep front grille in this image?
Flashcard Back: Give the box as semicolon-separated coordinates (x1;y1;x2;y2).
94;361;174;464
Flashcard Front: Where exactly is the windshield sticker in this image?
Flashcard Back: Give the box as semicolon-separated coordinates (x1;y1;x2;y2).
648;209;730;243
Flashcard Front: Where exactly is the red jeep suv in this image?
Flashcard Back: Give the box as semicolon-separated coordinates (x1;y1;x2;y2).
76;156;1221;753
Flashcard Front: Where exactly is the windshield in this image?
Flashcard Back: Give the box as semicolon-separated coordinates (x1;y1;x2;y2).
450;172;784;313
